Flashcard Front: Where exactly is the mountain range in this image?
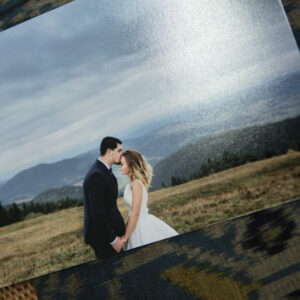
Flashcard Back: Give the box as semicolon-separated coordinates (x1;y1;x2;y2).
15;114;300;204
151;115;300;189
0;180;7;187
0;71;299;205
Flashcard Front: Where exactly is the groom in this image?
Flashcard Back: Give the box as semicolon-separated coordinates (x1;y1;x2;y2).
83;136;126;259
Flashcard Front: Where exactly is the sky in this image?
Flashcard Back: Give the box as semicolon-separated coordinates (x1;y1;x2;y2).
0;0;300;180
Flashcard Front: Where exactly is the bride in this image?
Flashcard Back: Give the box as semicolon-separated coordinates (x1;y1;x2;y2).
118;149;179;250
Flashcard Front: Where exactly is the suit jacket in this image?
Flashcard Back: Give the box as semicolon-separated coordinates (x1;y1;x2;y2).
83;159;125;248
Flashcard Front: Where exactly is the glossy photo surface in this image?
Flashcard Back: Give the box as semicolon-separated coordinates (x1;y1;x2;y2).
0;0;299;287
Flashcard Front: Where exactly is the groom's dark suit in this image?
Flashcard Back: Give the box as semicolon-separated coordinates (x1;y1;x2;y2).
83;159;125;259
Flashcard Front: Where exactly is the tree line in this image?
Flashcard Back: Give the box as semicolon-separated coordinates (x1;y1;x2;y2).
0;198;83;227
168;149;278;187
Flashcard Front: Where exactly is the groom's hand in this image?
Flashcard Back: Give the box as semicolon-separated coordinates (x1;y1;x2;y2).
111;237;124;253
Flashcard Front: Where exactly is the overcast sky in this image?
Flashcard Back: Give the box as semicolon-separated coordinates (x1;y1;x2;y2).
0;0;299;180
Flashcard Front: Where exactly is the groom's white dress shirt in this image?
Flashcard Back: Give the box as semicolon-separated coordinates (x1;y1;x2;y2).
98;158;118;245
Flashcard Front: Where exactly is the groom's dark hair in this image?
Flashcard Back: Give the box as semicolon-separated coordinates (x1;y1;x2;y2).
100;136;122;155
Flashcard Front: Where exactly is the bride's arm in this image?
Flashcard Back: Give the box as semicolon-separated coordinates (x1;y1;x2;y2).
122;182;143;242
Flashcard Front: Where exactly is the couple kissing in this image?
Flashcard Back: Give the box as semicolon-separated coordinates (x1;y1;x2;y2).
83;136;178;259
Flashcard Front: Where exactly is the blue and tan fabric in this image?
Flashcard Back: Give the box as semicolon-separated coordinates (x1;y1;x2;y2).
0;0;73;32
1;198;299;299
282;0;300;49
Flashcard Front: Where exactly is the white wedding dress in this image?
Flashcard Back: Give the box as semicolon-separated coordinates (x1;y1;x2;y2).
123;181;179;250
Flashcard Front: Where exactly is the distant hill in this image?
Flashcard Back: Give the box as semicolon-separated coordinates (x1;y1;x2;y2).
0;155;94;205
151;115;300;189
0;180;7;187
0;126;189;205
31;178;130;204
32;186;84;204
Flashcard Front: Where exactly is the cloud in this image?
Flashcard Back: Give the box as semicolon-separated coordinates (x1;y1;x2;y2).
0;57;167;177
0;0;299;179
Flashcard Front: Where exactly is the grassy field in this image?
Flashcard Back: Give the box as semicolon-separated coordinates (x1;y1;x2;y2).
0;150;299;287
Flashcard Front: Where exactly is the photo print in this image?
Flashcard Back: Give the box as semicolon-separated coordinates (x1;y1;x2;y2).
0;0;299;287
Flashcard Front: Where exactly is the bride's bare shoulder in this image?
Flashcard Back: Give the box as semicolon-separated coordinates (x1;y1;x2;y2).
131;180;145;191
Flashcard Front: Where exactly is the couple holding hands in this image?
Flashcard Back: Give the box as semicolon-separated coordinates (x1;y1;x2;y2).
83;136;178;259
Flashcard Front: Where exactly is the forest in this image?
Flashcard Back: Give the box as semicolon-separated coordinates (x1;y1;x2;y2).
0;198;83;227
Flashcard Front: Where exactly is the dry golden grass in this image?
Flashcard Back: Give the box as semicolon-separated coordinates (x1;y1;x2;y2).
148;150;300;232
0;151;299;287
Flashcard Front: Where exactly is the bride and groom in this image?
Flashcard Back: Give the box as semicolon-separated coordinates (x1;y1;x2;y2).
83;136;178;259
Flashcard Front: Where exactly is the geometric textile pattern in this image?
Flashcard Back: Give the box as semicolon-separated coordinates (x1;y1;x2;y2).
1;198;299;299
0;281;38;300
0;0;73;32
282;0;300;49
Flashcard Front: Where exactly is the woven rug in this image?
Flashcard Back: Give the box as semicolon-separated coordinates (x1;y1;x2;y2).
0;0;73;32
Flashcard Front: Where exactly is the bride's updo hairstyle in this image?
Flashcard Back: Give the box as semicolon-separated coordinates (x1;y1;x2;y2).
122;149;153;189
